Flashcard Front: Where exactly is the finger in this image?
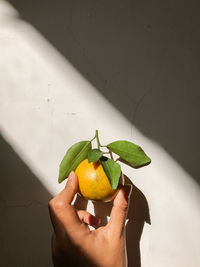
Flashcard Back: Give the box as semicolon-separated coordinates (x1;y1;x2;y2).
62;171;79;204
107;184;132;237
49;171;78;213
77;210;101;226
48;172;82;233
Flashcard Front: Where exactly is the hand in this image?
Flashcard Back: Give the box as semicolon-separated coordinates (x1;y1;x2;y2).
48;172;132;267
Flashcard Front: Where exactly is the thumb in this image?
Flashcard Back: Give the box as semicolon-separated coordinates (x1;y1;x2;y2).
48;172;81;234
63;171;79;204
108;184;132;237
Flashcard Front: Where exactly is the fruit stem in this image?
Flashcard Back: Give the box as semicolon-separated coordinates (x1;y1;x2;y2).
109;150;114;160
95;129;101;149
90;135;96;143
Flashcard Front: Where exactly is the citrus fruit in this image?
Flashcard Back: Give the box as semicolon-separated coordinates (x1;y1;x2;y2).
75;159;119;202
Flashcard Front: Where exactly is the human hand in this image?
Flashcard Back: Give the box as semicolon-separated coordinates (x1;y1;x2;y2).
48;172;132;267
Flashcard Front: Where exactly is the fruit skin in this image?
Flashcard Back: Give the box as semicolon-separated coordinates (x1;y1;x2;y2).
75;159;119;202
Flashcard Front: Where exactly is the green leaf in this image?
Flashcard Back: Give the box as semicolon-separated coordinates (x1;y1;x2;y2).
100;156;121;189
88;149;104;163
58;141;92;183
107;140;151;168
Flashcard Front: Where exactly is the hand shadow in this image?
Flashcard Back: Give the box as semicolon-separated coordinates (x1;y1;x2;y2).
93;175;151;267
73;193;88;211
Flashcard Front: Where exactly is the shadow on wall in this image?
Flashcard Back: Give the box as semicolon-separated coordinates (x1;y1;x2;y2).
0;134;53;267
7;0;200;184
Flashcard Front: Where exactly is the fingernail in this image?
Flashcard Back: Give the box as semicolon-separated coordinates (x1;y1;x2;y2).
68;171;75;181
124;184;132;200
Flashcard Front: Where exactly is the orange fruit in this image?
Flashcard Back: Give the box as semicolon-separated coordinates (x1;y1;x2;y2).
75;159;119;202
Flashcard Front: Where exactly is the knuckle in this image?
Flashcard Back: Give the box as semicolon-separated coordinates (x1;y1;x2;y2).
53;200;65;210
48;198;65;211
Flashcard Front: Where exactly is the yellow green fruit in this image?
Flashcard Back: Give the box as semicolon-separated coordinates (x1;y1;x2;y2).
75;159;119;202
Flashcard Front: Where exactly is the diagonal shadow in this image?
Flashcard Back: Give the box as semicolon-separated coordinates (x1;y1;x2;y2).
7;0;200;185
0;134;53;267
